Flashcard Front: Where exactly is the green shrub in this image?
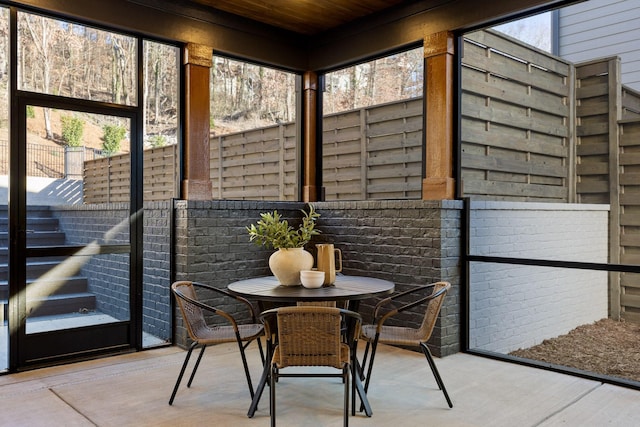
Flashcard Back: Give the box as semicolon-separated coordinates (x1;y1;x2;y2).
148;134;167;148
26;105;35;119
102;124;127;155
61;115;85;147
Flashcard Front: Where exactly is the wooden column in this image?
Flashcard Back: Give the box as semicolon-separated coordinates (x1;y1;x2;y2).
422;31;456;200
182;43;213;200
302;71;319;202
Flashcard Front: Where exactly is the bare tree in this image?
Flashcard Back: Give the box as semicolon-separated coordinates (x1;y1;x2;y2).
21;14;54;139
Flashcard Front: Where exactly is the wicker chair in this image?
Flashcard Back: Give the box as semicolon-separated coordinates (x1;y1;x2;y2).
360;281;453;408
260;306;362;427
169;281;264;405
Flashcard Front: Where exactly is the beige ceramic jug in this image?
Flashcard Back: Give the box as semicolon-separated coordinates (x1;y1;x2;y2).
315;243;342;285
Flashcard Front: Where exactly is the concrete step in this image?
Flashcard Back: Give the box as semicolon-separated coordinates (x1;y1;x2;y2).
0;275;89;300
1;292;97;319
0;206;56;220
0;231;66;247
0;217;60;233
0;205;96;320
0;260;69;282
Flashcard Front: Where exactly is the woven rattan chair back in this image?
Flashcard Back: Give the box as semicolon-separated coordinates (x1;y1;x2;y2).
296;301;336;307
416;281;450;342
260;306;361;427
173;281;208;341
275;306;345;369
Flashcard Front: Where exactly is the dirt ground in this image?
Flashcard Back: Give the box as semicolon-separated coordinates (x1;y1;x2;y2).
509;318;640;383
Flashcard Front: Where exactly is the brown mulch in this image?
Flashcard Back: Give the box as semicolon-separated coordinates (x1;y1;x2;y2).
509;318;640;383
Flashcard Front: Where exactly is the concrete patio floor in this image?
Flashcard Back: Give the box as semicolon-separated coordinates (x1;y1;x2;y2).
0;342;638;427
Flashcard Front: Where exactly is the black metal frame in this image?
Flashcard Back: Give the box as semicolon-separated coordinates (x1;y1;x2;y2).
3;3;181;371
460;197;640;391
454;4;640;390
359;283;453;409
168;281;265;405
14;93;138;367
257;307;362;427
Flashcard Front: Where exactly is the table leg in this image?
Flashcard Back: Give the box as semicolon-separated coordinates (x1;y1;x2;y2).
247;335;272;418
346;300;372;417
247;360;269;417
350;343;372;417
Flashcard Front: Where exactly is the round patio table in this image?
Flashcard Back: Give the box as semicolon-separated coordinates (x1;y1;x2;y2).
228;274;394;418
227;274;394;308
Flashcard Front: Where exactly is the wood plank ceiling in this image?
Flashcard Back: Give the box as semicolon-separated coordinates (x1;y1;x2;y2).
174;0;411;35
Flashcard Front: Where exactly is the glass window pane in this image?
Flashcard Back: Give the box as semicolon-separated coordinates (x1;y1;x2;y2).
210;57;298;200
141;40;177;347
322;47;424;200
25;251;130;334
25;107;131;334
143;40;179;152
323;47;423;114
0;6;8;372
18;12;137;106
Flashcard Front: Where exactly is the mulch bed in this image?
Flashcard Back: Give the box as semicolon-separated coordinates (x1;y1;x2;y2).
509;318;640;383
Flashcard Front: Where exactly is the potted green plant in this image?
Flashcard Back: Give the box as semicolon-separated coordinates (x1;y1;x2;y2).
247;204;320;286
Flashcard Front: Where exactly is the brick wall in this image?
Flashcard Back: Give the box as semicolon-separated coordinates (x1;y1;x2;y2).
468;201;609;354
53;203;131;319
51;201;172;342
174;199;463;357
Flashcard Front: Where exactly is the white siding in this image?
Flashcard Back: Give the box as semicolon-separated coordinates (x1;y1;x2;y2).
559;0;640;90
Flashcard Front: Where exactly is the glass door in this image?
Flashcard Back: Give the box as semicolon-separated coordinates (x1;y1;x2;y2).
15;101;137;366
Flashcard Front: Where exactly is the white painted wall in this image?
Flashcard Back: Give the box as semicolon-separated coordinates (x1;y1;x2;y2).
469;201;609;354
559;0;640;91
0;176;83;205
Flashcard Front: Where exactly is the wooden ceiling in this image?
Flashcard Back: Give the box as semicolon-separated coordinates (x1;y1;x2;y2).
171;0;413;35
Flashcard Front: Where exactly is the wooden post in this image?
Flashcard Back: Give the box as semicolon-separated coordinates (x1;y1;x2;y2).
422;31;456;200
182;43;213;200
302;71;319;202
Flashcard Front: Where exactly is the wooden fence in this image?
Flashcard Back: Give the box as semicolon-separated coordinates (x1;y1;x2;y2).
209;97;424;200
83;144;178;203
84;29;577;204
323;98;423;200
461;29;573;202
573;56;640;323
210;122;298;200
618;119;640;323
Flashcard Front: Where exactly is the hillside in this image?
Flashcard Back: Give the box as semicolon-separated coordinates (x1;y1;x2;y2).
26;106;130;152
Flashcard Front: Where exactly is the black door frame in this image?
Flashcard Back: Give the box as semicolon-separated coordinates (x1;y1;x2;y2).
9;92;143;368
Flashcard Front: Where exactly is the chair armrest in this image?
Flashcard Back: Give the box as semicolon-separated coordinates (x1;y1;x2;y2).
372;283;435;319
372;283;449;333
174;283;239;330
339;308;363;344
192;281;260;322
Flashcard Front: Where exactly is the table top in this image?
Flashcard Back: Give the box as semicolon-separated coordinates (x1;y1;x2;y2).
227;274;394;303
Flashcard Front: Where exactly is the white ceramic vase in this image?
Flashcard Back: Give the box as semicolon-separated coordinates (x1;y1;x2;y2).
269;247;314;286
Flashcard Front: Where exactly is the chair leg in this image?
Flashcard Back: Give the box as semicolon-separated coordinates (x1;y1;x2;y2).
360;336;379;413
362;337;378;394
344;364;350;427
257;337;265;365
360;341;371;378
187;344;207;387
420;343;453;408
242;336;265;366
351;361;356;415
169;341;198;405
236;332;256;399
248;338;273;418
269;364;276;427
